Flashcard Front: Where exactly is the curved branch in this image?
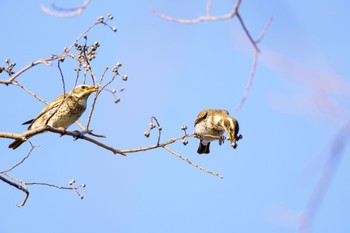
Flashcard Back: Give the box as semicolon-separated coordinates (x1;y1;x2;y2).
40;0;91;18
234;17;273;112
0;175;29;207
0;142;36;174
0;59;52;85
151;0;241;24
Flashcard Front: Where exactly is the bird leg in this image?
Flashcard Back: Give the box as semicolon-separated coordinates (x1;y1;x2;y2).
56;127;67;137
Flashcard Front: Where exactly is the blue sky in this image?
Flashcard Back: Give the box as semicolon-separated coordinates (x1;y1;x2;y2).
1;1;350;233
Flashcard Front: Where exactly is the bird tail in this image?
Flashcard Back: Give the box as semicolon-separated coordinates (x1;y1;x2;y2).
197;142;210;154
8;139;26;150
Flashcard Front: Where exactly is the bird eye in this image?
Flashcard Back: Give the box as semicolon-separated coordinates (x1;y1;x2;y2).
81;86;86;89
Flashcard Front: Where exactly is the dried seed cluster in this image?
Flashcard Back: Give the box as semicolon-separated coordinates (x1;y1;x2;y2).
0;58;16;76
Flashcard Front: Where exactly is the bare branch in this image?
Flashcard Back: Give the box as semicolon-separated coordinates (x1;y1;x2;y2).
151;0;241;24
255;17;273;44
0;126;46;141
298;121;350;233
2;124;224;179
40;0;91;18
235;17;273;112
151;116;162;145
1;13;122;206
86;68;118;129
163;146;224;178
236;12;259;52
26;182;85;199
1;142;37;174
57;60;67;96
151;2;273;112
234;48;259;112
0;175;29;207
0;59;52;85
206;0;211;16
13;81;49;105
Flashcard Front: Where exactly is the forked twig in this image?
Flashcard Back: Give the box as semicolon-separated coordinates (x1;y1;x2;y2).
234;17;273;112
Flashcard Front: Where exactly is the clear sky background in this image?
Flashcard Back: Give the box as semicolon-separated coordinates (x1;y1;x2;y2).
1;1;350;233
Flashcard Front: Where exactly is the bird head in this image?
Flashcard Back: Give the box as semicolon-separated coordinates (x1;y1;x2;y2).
71;84;98;98
222;117;241;149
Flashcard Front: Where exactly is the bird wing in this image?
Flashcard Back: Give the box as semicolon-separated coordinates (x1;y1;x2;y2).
223;109;230;115
23;94;67;129
194;110;208;126
234;119;240;137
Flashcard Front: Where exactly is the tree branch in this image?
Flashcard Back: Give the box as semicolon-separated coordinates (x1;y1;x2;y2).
151;0;241;24
40;0;91;18
163;146;224;178
235;17;273;112
298;121;350;233
0;175;29;207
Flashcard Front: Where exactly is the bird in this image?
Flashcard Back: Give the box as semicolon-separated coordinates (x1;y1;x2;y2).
8;84;97;150
194;109;242;154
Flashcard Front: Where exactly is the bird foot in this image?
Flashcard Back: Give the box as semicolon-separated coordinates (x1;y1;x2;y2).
194;132;203;140
72;130;92;140
72;130;84;140
219;135;226;145
237;134;243;141
57;127;67;137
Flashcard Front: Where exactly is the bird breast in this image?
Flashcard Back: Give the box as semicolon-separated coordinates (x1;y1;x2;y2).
195;115;225;144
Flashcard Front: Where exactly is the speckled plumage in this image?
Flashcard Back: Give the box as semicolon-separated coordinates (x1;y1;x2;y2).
194;109;241;154
9;84;97;149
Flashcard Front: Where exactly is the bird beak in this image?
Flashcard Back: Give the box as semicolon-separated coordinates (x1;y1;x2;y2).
87;86;98;93
228;132;237;149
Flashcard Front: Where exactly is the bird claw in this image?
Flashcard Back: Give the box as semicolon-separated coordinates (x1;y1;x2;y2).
72;130;93;140
57;127;67;137
237;134;243;141
194;132;203;140
72;130;85;140
219;135;226;145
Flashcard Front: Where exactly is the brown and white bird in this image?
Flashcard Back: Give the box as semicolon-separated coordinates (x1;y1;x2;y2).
194;109;242;154
8;84;97;150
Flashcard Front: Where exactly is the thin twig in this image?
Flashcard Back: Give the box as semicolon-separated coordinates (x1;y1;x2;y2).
298;121;350;233
234;48;259;112
206;0;211;16
57;60;67;95
163;146;224;178
151;116;162;145
151;0;241;24
0;142;36;174
236;12;259;52
40;0;91;18
234;17;273;112
0;175;29;207
12;81;49;105
255;17;273;44
26;182;85;199
66;22;102;53
0;59;52;85
86;68;116;129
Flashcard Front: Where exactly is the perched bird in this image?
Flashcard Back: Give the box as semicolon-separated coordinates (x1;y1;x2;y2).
9;84;97;149
194;109;242;154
